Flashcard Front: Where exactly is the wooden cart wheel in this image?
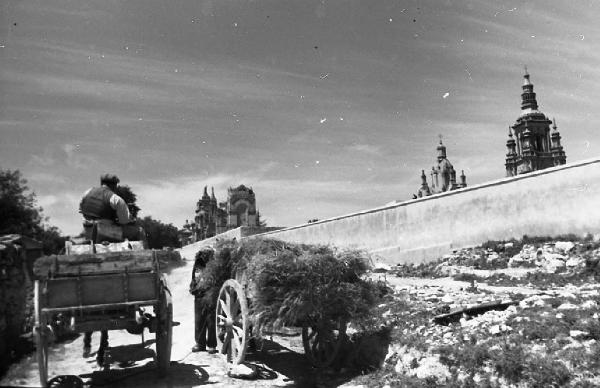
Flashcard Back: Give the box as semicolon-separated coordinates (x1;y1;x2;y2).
155;280;173;376
215;279;248;365
34;281;49;387
302;317;347;368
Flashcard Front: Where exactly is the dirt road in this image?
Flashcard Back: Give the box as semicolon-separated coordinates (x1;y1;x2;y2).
0;255;336;388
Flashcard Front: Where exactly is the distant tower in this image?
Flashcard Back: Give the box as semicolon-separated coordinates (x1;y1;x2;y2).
417;170;431;198
194;186;213;240
415;138;467;198
505;69;567;176
226;185;258;228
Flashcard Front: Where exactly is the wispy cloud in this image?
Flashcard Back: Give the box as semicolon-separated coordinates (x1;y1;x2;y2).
346;143;382;156
4;0;600;237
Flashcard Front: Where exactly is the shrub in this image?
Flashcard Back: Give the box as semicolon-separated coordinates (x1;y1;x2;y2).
490;340;526;384
525;357;571;388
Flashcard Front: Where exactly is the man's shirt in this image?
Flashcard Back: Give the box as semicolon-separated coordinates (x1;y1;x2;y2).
81;186;132;225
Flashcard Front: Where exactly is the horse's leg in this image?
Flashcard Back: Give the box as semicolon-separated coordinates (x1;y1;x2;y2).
96;330;109;366
83;332;92;357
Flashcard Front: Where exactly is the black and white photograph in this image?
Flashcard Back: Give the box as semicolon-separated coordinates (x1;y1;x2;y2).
2;1;600;387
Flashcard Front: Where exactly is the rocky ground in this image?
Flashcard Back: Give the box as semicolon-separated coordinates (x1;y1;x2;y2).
3;236;600;387
344;236;600;387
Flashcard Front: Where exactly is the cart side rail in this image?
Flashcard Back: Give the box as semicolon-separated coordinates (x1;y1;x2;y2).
38;270;159;310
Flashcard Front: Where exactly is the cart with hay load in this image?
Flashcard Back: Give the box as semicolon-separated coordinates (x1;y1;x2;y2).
207;239;377;369
32;237;176;387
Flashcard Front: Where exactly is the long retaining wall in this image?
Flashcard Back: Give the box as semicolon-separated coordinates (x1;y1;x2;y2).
255;157;600;265
177;226;284;260
178;227;244;260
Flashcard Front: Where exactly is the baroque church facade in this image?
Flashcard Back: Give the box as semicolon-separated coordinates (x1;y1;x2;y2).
184;184;261;241
505;70;566;176
415;139;467;198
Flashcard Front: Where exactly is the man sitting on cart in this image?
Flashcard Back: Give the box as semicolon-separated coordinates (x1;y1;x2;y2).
79;174;142;242
78;173;141;364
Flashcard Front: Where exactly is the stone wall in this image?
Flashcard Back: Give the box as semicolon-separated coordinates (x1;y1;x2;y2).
254;157;600;265
178;227;244;260
178;226;285;260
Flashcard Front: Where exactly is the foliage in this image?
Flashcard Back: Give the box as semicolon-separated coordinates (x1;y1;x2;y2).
114;184;140;218
0;169;65;254
0;169;43;236
525;357;571;388
37;225;66;255
137;216;181;249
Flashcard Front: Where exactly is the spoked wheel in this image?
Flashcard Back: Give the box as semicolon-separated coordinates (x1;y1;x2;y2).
34;281;49;387
155;279;173;376
302;317;347;368
215;279;248;365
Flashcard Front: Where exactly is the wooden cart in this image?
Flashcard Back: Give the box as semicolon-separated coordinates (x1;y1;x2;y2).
32;247;173;387
214;275;347;368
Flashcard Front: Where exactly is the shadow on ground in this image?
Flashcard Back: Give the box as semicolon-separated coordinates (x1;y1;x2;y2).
103;342;156;367
80;362;209;387
244;330;391;388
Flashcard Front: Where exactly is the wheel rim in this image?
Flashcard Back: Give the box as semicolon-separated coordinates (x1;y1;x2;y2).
156;284;173;375
302;318;346;368
215;279;248;365
34;281;49;387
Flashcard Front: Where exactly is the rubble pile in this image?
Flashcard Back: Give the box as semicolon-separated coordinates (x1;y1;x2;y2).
396;237;600;285
346;237;600;387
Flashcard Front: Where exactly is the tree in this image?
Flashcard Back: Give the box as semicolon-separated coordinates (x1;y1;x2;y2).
0;169;65;254
137;216;181;249
114;185;140;218
112;185;179;249
0;169;43;236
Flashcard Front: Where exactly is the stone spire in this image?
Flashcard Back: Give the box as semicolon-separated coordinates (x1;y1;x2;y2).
450;166;457;189
505;126;517;176
210;187;217;203
436;137;447;161
417;170;431;197
521;67;539;111
550;118;567;166
506;126;516;155
202;185;210;200
459;170;467;188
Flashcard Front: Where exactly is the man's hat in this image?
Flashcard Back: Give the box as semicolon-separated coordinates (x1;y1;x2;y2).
100;174;120;185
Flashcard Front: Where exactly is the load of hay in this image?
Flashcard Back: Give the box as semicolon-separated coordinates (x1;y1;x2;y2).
197;238;381;335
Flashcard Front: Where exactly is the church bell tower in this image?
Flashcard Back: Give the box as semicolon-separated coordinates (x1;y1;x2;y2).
505;69;566;176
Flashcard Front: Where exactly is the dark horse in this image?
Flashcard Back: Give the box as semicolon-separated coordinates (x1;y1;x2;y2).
83;330;108;365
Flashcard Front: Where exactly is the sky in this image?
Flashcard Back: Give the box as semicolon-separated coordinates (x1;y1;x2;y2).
2;0;600;236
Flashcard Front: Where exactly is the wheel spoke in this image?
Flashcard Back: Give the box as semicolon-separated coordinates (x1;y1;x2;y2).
217;314;227;325
231;332;239;355
219;299;229;318
232;324;244;338
223;332;231;350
